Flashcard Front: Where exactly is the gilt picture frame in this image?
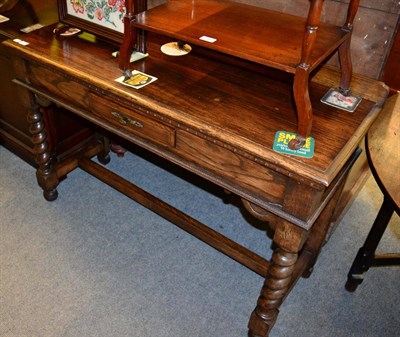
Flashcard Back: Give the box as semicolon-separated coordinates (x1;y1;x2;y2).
57;0;126;43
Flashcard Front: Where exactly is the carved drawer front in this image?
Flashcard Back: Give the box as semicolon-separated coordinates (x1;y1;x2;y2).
88;94;176;147
175;130;288;205
27;64;90;109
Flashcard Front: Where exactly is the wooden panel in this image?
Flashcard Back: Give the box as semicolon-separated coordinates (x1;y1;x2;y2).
0;48;31;138
0;0;95;165
234;0;399;79
325;4;398;79
381;24;400;92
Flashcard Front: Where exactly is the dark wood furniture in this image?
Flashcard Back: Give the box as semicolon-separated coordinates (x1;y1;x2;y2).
382;24;400;94
119;0;360;150
2;24;387;336
345;94;400;292
0;0;94;166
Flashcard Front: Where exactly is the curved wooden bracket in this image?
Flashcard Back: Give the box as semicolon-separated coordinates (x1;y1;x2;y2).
242;199;276;227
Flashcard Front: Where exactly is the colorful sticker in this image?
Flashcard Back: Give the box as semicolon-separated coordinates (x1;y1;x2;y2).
115;70;157;89
320;88;362;112
273;131;315;158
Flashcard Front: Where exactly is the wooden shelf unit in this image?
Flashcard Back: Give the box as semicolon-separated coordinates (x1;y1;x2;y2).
119;0;361;149
132;0;347;73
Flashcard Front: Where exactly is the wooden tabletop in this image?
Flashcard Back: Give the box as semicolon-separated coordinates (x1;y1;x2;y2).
366;93;400;211
2;27;388;187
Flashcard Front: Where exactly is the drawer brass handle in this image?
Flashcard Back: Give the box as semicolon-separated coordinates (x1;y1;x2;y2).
111;111;144;128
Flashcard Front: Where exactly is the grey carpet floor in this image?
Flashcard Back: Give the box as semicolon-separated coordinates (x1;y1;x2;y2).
0;145;399;337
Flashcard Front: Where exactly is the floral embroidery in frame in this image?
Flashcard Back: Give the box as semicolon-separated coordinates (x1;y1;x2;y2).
67;0;126;33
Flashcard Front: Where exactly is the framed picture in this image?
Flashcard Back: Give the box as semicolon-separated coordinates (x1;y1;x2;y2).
57;0;126;43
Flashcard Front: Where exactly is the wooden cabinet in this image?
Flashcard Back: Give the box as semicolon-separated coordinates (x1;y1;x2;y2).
0;0;94;166
119;0;360;149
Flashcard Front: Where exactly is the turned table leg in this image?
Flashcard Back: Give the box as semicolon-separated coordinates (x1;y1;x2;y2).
248;221;306;337
27;99;59;201
97;135;111;164
248;248;298;337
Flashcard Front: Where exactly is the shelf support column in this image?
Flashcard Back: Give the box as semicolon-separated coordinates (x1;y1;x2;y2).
119;0;147;76
290;0;323;150
338;0;360;95
299;0;324;68
292;65;312;150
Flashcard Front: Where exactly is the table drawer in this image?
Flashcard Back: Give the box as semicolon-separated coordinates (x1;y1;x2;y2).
27;64;90;109
175;130;287;204
88;94;176;148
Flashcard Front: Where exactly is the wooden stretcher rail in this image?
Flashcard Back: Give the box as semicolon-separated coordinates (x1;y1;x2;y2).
78;155;271;277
